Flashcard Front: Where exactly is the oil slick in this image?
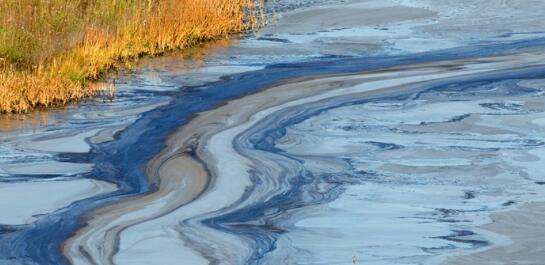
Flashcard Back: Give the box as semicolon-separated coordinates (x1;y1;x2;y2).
2;0;545;265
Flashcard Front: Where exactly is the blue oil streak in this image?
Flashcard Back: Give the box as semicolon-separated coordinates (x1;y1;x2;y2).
203;66;545;263
0;37;545;264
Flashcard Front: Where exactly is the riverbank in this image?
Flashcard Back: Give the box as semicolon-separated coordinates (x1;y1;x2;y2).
0;0;261;113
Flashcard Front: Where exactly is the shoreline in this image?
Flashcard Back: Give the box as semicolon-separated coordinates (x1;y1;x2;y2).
0;0;260;113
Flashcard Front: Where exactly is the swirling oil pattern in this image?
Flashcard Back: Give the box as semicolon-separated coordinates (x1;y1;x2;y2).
2;1;545;265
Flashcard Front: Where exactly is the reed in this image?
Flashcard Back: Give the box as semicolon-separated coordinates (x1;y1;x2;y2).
0;0;262;113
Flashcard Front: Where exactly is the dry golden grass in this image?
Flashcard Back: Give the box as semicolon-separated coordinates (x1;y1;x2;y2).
0;0;262;113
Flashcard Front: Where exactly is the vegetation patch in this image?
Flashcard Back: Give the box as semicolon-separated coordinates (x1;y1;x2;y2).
0;0;263;113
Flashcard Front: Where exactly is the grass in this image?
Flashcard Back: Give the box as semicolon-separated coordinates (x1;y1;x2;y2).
0;0;262;113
